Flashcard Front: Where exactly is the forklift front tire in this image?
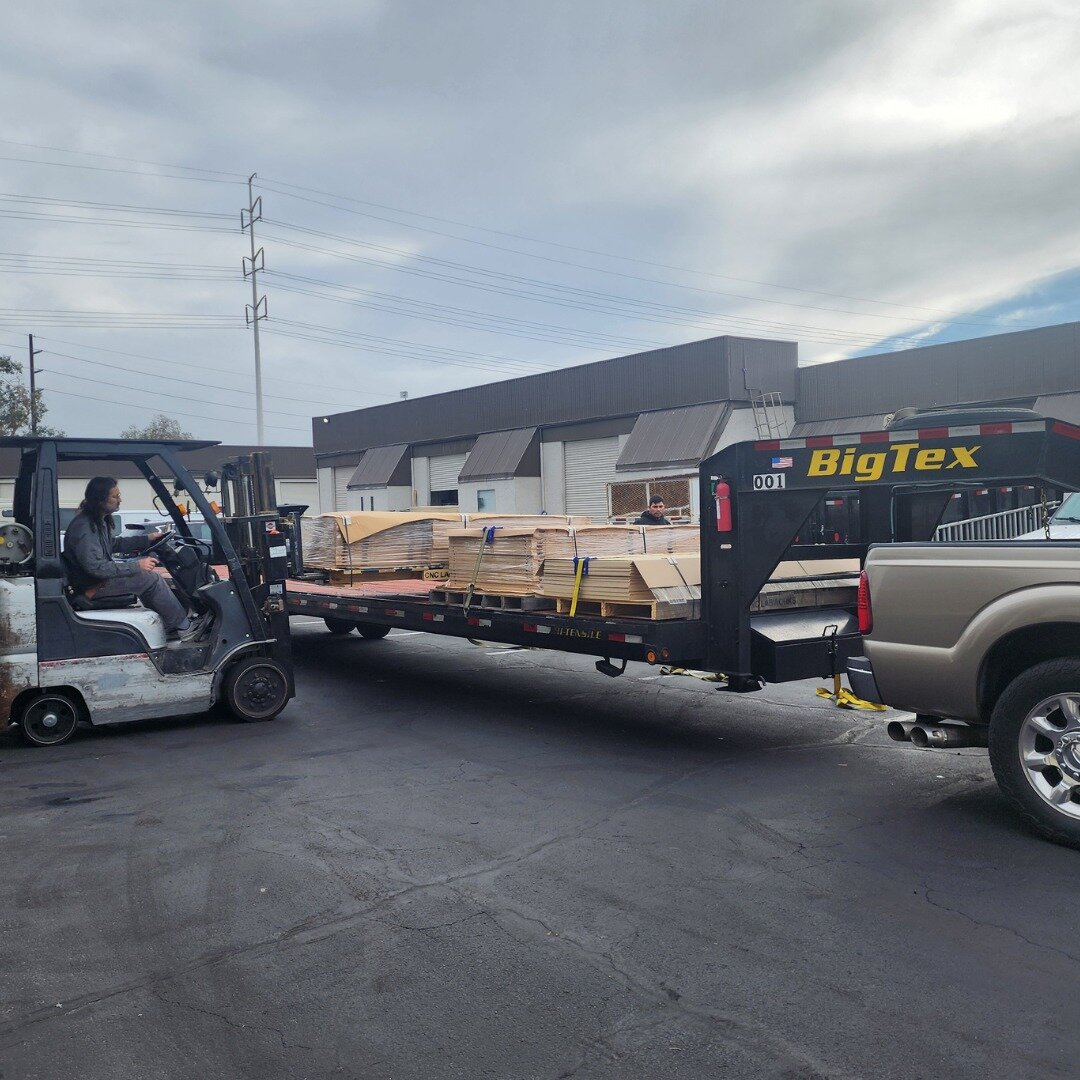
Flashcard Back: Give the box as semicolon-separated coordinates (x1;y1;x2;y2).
223;656;290;723
324;617;356;635
16;693;81;748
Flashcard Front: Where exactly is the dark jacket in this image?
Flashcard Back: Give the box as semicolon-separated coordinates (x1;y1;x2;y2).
634;511;671;525
63;511;151;591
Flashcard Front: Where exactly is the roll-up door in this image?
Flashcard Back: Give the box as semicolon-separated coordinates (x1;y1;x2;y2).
563;437;620;521
428;453;467;492
333;467;353;510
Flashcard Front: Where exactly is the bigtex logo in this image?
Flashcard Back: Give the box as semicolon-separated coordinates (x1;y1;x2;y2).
808;442;980;483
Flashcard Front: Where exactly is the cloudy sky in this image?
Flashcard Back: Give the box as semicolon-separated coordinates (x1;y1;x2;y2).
3;0;1079;445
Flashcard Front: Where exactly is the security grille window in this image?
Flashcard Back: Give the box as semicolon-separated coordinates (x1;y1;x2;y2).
608;477;693;521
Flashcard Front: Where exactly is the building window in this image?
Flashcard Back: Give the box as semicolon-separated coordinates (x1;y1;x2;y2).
429;489;458;507
477;488;496;512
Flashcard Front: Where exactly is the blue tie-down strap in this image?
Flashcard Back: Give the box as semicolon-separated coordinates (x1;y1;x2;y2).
572;555;590;576
485;526;497;544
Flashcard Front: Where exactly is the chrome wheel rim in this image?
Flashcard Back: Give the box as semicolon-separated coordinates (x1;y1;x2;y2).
1018;693;1080;819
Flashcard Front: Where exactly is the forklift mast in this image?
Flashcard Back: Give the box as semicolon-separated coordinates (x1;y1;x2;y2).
216;451;293;676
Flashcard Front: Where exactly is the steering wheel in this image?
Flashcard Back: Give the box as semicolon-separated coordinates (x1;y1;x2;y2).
142;527;176;555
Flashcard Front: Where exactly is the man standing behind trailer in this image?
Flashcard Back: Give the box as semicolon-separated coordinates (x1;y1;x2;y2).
634;495;671;525
63;476;200;641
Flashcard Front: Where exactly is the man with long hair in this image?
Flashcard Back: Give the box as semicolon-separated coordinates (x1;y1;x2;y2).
63;476;200;642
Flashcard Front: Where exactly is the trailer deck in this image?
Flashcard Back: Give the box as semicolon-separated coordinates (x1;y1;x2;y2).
285;576;710;668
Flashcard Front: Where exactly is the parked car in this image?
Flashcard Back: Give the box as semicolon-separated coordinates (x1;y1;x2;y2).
1015;492;1080;539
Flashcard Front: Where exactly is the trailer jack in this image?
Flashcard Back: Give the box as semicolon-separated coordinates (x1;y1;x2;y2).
595;658;628;678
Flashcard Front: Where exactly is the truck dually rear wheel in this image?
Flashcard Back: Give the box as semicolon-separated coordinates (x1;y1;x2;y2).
989;658;1080;849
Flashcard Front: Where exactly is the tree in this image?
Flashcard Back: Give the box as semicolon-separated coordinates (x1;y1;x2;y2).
0;355;63;436
120;414;193;440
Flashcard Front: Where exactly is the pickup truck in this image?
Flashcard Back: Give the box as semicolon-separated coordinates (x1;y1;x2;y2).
849;541;1080;848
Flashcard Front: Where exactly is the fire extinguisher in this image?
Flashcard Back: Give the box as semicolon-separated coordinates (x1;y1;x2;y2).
714;480;732;532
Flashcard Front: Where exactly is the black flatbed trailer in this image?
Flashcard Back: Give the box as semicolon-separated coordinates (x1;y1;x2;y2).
284;416;1080;687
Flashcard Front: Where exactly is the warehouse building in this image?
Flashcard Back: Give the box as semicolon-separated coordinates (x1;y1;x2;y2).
313;322;1080;521
315;336;797;520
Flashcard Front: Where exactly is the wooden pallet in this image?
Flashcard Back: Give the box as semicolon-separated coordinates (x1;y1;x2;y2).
429;589;555;611
328;566;449;586
553;596;699;620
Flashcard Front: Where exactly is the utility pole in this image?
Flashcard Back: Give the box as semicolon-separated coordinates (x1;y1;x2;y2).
27;334;43;435
242;173;268;445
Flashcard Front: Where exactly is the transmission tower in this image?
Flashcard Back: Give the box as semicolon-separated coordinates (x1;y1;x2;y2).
242;173;268;444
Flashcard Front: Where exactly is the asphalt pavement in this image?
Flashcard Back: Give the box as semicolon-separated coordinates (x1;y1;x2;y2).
1;619;1077;1079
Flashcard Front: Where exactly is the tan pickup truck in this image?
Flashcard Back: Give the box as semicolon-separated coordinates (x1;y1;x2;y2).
848;540;1080;848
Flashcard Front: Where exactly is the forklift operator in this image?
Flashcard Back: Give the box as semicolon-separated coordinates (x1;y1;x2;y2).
63;476;200;642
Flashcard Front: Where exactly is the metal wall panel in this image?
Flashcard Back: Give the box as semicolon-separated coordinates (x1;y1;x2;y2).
797;323;1080;421
563;437;621;520
316;336;798;459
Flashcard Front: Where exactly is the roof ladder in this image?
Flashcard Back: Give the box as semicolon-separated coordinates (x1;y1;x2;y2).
749;391;786;440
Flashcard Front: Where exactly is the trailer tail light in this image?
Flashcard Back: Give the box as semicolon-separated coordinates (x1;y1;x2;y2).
714;481;732;533
857;571;873;634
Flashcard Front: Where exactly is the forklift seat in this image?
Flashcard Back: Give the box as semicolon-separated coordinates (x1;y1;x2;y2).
68;590;139;612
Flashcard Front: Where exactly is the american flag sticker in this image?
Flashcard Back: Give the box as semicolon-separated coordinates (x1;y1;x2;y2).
771;456;793;469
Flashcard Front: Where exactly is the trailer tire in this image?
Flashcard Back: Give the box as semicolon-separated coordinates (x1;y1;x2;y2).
357;623;391;640
324;617;356;635
223;656;290;722
989;658;1080;850
16;692;81;748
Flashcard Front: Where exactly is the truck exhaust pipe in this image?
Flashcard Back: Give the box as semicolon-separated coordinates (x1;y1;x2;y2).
886;721;916;742
908;723;988;749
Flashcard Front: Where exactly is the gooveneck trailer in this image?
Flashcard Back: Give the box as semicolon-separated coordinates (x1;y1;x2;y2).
284;413;1078;685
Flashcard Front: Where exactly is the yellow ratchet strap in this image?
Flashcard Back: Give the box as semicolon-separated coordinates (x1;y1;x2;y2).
816;677;887;711
568;555;590;618
463;526;496;612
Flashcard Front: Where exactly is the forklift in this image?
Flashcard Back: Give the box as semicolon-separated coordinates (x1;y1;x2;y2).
0;438;294;747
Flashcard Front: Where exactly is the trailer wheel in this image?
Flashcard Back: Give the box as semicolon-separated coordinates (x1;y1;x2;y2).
223;656;290;722
324;617;356;635
989;658;1080;849
16;693;80;748
357;623;391;640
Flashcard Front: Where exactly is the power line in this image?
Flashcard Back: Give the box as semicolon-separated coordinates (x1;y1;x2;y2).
255;176;1023;327
0;139;245;179
6;335;425;398
0;192;233;218
0;153;242;184
40;386;310;434
38;367;316;420
260;222;927;346
33;348;391;410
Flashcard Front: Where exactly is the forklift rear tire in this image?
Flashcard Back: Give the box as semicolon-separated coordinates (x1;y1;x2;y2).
357;623;391;640
324;617;356;635
223;656;290;722
16;693;81;748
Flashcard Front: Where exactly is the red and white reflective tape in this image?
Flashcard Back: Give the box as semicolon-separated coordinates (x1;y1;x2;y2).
351;605;369;615
607;633;643;644
523;623;551;634
466;616;492;627
422;612;446;623
384;608;405;617
754;419;1052;452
